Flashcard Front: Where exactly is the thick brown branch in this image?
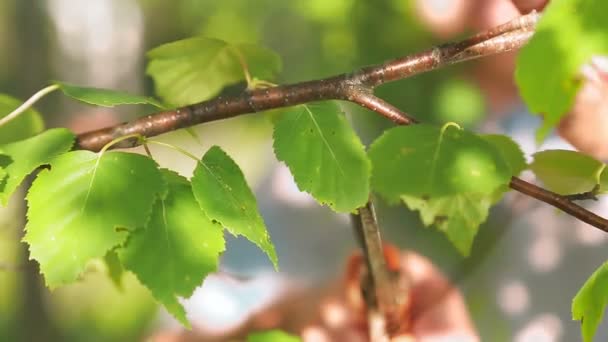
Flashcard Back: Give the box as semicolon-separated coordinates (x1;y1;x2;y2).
356;12;538;87
76;12;539;151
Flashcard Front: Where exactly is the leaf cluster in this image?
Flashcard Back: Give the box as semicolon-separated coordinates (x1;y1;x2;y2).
2;1;608;338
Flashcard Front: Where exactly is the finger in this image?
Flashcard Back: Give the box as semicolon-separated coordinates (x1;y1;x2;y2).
557;56;608;159
414;0;471;38
511;0;549;13
400;252;478;339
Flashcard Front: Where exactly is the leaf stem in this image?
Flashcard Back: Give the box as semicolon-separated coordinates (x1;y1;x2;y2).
0;84;60;128
142;142;153;159
229;46;253;88
99;133;145;155
184;128;204;147
146;140;200;162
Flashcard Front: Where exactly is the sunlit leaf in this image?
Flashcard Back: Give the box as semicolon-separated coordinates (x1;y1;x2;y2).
119;170;224;327
273;102;370;212
147;37;281;106
24;151;164;288
369;123;510;202
0;94;45;144
403;192;491;256
56;82;164;108
0;128;75;205
515;0;608;141
192;146;277;268
572;261;608;342
481;134;526;177
530;150;604;195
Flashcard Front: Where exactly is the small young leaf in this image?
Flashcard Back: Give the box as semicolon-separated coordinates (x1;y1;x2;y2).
24;150;164;288
403;193;492;256
530;150;603;195
0;128;75;205
369;123;510;202
480;134;526;177
147;37;281;106
119;170;224;327
572;261;608;342
247;330;302;342
273;102;371;212
56;82;164;108
192;146;277;268
515;0;608;141
0;94;45;144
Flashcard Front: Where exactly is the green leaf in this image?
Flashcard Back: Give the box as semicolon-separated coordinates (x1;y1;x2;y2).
0;94;45;144
403;193;492;256
273;102;370;212
192;146;277;269
56;82;164;108
119;170;224;327
0;128;75;205
24;150;164;288
530;150;604;195
515;0;608;141
572;261;608;342
146;37;281;106
369;123;511;202
480;134;526;177
247;330;301;342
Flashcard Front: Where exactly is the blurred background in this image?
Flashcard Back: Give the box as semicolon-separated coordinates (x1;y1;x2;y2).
1;0;607;341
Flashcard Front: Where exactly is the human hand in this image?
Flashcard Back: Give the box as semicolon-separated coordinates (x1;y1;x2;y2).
150;247;477;342
297;247;478;342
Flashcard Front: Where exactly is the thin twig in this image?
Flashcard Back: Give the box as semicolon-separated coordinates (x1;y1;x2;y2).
564;184;600;202
347;91;417;125
0;84;59;127
351;200;403;337
509;177;608;232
